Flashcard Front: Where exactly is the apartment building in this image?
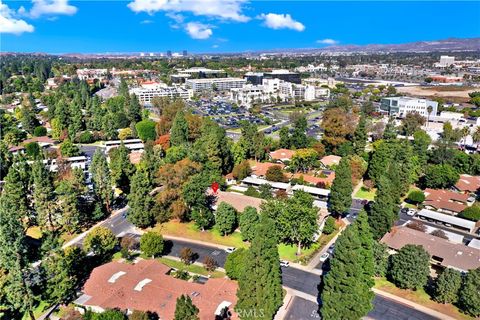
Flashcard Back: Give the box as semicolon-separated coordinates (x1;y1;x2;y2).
185;78;247;92
129;82;192;105
380;97;438;118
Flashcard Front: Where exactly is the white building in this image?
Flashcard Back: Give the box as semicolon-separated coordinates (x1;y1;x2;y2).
380;97;438;118
76;68;108;81
435;56;455;68
129;82;192;105
185;78;247;92
105;139;144;153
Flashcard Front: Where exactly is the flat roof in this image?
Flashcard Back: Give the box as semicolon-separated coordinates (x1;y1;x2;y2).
242;176;289;190
417;209;476;231
105;139;143;146
292;185;330;196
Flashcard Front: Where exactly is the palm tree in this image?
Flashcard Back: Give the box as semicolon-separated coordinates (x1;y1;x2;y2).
426;105;433;128
460;127;470;149
472;126;480;149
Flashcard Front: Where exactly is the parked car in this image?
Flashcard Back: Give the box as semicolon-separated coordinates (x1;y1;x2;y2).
225;247;236;253
400;208;409;214
406;209;416;216
320;252;330;262
280;260;290;268
327;245;335;254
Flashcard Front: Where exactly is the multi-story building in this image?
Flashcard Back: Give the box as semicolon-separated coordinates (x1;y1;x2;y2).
76;68;108;81
380;97;438;118
185;77;246;92
129;82;193;105
177;67;227;79
244;72;264;85
436;55;455;68
263;69;301;84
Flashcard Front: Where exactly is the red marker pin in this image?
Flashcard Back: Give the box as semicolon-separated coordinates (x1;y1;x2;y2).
211;181;219;194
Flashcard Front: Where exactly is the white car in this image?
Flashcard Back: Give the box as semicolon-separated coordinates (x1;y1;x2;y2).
225;247;236;253
280;260;290;268
406;209;416;216
320;252;330;262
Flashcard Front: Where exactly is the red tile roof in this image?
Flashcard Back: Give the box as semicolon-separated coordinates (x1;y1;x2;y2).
214;190;264;212
424;188;469;213
455;174;480;193
80;259;238;319
249;161;285;177
320;155;341;167
269;148;295;161
290;171;335;186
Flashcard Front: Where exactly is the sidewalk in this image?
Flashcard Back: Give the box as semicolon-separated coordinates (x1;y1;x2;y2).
372;288;454;320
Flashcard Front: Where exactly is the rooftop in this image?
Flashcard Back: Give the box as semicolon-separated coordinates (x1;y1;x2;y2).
424;188;469;213
78;259;238;319
269;148;295;161
214;190;264;212
381;226;480;272
320;155;341;167
455;174;480;193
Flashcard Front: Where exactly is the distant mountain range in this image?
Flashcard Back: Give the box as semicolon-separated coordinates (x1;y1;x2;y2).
307;37;480;53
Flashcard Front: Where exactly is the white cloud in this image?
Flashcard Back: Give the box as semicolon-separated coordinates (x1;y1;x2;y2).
128;0;249;22
185;22;212;39
166;12;184;23
0;1;34;35
29;0;77;18
140;19;154;24
258;13;305;31
317;38;338;45
212;44;219;48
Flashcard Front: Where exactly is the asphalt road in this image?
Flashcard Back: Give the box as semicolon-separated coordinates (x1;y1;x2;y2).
284;296;439;320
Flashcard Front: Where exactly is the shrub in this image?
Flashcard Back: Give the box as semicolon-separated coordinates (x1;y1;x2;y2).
244;186;261;198
232;160;251;181
33;126;47;137
135;119;157;142
266;165;287;182
77;131;94;143
203;256;217;272
407;190;425;205
322;216;337;235
430;229;448;239
458;206;480;221
180;247;195;265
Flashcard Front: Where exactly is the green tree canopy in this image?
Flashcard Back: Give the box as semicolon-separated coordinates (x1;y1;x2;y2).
140;231;164;258
388;244;430;290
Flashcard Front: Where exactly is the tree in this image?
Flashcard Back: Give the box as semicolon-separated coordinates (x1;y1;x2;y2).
407;190;425;205
373;241;389;277
236;217;283;320
90;149;112;213
109;143;135;192
83;227;118;257
321;222;374;319
32;161;57;229
179;247;195;265
92;309;127;320
203;256;217;272
400;112;426;136
423;164;459;189
231;160;251;181
265;165;287;182
140;231;164;258
388;244;430;290
383;117;397;140
25;142;41;159
322;216;337;235
329;157;353;217
174;294;199;320
135;119;157;142
170;110;189;146
458;206;480;221
321;107;356;152
225;248;248;280
215;202;238;236
127;168;155;227
353;114;367;154
458;267;480;317
126;94;142;125
239;206;259;242
290;148;318;173
290;116;308;149
368;176;397;240
433;268;462;304
60;139;80;157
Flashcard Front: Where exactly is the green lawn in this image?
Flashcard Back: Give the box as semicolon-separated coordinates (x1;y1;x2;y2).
22;301;49;320
278;230;339;264
157;257;225;278
354;186;376;200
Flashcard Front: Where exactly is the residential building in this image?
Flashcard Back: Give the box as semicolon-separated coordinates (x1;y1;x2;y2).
129;82;192;105
76;68;108;81
249;161;285;178
185;78;247;92
269;148;295;162
213;190;264;211
320;155;342;167
105;139;144;153
75;259;238;319
381;226;480;273
455;174;480;194
423;188;471;215
416;209;477;233
380;97;438;118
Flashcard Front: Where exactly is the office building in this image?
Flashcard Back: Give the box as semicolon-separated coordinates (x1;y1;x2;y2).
436;55;455;68
178;67;227;79
264;69;301;84
244;72;264;85
182;50;187;56
380;97;438;118
166;50;172;57
186;77;246;92
130;82;193;105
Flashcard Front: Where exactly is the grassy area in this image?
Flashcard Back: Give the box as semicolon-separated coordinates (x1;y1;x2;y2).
354;186;376;200
157;257;225;278
22;301;49;320
155;221;248;249
374;278;473;320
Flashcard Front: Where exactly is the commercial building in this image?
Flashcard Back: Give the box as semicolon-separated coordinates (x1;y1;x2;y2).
178;67;226;78
435;56;455;68
381;226;480;273
264;69;301;84
244;72;264;85
129;82;192;104
75;259;238;319
186;77;246;92
380;97;438;118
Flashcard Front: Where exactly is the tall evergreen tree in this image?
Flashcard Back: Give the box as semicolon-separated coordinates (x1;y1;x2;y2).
353;114;367;155
388;244;430;290
127;168;156;228
236;216;283;320
321;222;374;320
433;268;462;304
68;95;83;139
90;149;112;212
109;143;135;193
174;294;199;320
170;110;189;147
329;157;353;217
239;206;259;242
368;175;396;239
458;267;480;317
32;161;58;229
126;93;142;125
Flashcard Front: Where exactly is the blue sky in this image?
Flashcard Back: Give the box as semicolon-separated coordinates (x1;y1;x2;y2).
1;1;479;53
